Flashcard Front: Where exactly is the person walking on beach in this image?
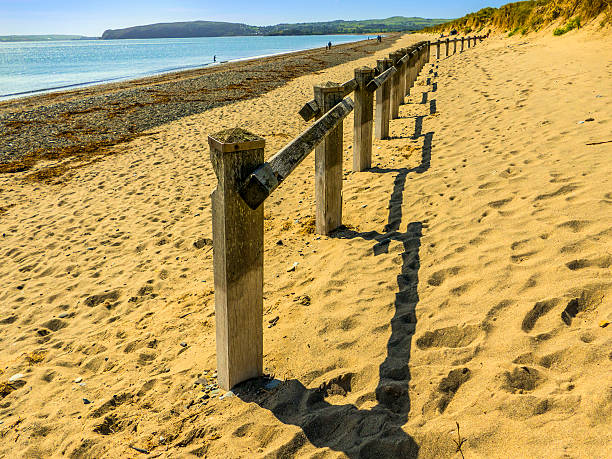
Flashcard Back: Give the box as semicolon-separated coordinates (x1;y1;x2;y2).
328;41;332;50
213;55;216;62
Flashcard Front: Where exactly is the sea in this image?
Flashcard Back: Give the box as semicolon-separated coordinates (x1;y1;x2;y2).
0;35;366;101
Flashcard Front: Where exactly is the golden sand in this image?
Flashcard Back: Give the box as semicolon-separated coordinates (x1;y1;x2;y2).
0;30;611;457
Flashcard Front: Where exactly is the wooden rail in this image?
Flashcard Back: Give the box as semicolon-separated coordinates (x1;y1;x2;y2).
240;97;354;210
209;34;487;389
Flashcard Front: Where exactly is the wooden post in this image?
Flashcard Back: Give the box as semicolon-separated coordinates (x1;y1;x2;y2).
461;37;465;52
353;67;374;172
389;51;402;119
404;50;413;96
407;51;416;96
374;59;392;140
398;48;407;105
468;36;471;48
445;38;449;57
436;40;440;60
314;83;344;235
453;38;457;54
427;41;431;62
420;44;425;70
209;128;265;390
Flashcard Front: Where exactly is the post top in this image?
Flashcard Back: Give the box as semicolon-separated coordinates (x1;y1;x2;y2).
209;128;265;152
355;66;375;74
314;81;342;92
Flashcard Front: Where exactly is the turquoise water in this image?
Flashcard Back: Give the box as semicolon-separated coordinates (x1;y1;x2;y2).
0;35;365;100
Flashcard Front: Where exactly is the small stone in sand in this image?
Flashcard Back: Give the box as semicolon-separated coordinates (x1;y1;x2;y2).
287;262;298;272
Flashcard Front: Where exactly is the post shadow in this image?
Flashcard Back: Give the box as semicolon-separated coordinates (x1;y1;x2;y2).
238;207;423;458
236;130;435;458
234;56;438;457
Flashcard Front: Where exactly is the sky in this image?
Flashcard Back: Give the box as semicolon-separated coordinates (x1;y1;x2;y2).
0;1;509;36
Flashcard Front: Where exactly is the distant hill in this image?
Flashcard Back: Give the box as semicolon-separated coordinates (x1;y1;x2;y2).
0;35;95;42
101;17;449;40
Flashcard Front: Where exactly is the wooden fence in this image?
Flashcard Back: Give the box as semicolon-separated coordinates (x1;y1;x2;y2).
209;35;486;390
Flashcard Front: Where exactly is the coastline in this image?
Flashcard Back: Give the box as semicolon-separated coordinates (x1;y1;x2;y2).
0;34;399;175
0;35;373;101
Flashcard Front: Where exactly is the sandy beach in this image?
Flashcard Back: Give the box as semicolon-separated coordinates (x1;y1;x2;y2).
0;28;611;458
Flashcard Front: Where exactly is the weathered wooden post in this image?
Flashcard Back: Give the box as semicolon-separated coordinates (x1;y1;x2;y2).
404;48;413;95
453;38;457;54
420;44;425;70
398;48;407;105
389;51;402;119
353;67;375;172
374;59;392;140
209;128;265;390
461;37;465;52
436;40;441;60
314;83;344;235
408;50;417;96
417;44;425;71
427;41;431;63
445;38;450;57
468;36;471;48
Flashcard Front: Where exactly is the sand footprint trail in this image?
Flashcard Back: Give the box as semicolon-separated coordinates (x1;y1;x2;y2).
1;32;611;457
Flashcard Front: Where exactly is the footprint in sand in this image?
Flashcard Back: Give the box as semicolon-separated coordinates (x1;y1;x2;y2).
426;266;463;286
566;255;612;270
561;287;606;326
557;220;592;233
498;366;544;393
534;184;579;201
416;324;480;350
521;298;560;332
422;367;470;415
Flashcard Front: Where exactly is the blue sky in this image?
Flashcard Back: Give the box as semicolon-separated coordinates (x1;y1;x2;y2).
0;1;508;36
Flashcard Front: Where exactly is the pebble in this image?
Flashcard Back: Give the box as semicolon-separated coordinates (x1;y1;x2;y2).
220;391;234;400
8;373;24;382
82;398;92;404
264;379;281;390
268;316;279;328
180;342;188;347
287;262;298;272
58;313;70;318
210;389;220;396
74;377;83;383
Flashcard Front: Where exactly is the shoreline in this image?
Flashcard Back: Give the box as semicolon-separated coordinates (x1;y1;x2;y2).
0;35;373;102
0;33;399;176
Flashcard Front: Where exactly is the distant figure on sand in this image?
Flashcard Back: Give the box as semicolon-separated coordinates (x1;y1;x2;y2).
377;35;382;42
328;41;332;50
213;55;216;62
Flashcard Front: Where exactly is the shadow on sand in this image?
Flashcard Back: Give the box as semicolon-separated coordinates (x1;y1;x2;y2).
236;61;438;458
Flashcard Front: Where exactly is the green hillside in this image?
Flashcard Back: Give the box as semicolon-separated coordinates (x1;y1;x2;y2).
101;17;450;39
423;0;611;35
